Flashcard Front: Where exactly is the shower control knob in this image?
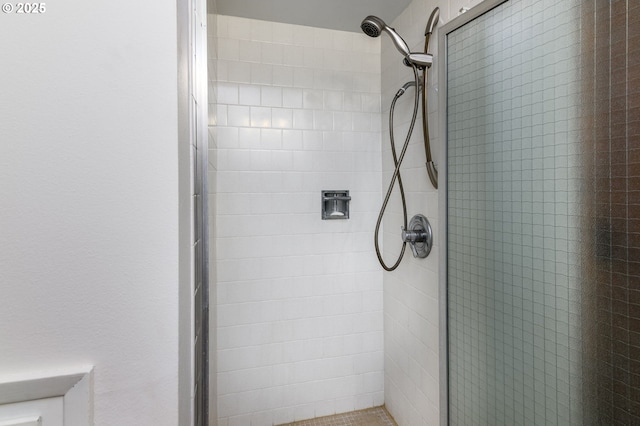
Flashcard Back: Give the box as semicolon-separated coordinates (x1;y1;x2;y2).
401;228;427;243
401;214;433;259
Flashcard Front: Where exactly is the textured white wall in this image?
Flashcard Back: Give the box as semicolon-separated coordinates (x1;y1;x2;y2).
380;0;481;424
0;1;181;424
214;15;384;425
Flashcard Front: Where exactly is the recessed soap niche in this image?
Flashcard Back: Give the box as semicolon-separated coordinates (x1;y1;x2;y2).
321;190;351;220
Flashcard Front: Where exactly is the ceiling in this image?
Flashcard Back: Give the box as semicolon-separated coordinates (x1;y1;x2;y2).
215;0;414;33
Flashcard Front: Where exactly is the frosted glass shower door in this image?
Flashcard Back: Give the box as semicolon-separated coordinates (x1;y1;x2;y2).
443;0;584;424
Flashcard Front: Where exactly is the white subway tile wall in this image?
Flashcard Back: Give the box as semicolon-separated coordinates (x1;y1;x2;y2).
215;15;384;425
379;0;481;424
212;0;485;424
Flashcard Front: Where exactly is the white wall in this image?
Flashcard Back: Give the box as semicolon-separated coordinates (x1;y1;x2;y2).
380;0;481;424
214;15;384;425
0;1;182;424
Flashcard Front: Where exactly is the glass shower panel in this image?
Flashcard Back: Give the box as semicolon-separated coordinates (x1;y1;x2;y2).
446;0;584;424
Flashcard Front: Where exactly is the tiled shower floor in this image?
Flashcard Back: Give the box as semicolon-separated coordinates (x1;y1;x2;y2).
278;406;397;426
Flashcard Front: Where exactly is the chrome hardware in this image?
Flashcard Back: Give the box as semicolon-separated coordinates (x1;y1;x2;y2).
401;214;433;258
321;190;351;220
403;53;434;69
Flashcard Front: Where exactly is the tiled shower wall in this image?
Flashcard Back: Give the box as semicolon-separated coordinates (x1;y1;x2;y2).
211;0;480;424
380;0;478;424
214;15;384;425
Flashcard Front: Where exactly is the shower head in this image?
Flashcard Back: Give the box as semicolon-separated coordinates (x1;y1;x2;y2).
360;15;385;38
360;15;411;57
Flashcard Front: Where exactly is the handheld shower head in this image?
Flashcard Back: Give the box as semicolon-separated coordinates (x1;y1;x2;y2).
360;15;411;57
360;15;385;38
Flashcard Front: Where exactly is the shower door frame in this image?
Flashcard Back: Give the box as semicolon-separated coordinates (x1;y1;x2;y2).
437;1;509;425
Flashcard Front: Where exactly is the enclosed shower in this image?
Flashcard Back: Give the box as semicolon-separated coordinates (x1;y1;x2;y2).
211;0;443;420
208;0;639;424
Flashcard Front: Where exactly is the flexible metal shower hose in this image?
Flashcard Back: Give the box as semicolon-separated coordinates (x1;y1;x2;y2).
374;65;421;271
